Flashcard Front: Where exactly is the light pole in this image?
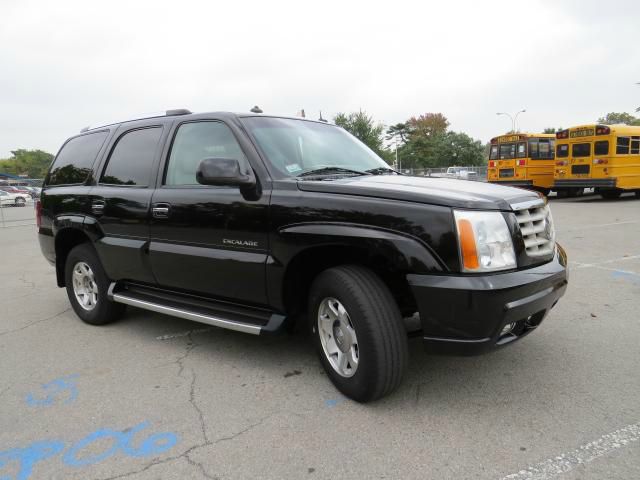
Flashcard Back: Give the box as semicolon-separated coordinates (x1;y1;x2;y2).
496;109;526;132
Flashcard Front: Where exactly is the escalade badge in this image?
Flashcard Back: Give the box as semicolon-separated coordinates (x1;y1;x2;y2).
223;239;258;247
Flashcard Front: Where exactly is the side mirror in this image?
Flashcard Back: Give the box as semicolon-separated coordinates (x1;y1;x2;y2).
196;158;256;188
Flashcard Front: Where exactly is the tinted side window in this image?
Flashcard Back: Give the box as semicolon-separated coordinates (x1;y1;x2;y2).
489;145;498;160
517;142;527;158
101;127;162;186
165;122;246;186
48;131;109;185
631;136;640;154
616;137;630;154
556;144;569;158
594;141;609;156
572;143;591;157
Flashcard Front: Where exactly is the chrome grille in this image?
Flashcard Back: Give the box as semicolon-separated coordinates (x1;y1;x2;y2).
514;202;555;257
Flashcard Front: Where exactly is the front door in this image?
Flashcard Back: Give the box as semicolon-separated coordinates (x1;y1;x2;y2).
148;119;270;306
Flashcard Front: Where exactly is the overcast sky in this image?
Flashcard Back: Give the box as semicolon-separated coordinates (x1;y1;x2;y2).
1;0;639;158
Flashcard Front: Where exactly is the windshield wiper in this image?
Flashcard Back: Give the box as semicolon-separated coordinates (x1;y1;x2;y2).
365;167;400;175
298;167;370;177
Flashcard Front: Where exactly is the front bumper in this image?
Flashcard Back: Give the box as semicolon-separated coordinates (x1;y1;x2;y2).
407;245;568;355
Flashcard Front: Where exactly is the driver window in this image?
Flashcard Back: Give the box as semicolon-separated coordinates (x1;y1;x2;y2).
165;121;246;186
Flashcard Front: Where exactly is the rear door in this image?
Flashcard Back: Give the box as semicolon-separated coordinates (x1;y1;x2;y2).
147;118;270;306
89;121;169;284
497;142;517;180
569;141;592;179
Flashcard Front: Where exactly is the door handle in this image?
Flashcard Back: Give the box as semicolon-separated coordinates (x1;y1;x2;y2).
91;200;105;216
152;203;171;219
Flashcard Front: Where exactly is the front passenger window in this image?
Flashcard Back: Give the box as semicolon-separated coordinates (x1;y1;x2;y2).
165;122;247;186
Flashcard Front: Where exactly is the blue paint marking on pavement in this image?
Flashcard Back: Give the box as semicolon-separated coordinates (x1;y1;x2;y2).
25;374;79;407
325;399;344;408
611;270;640;285
0;422;178;479
0;440;65;480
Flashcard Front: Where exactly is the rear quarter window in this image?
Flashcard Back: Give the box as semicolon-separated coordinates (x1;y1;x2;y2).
47;131;109;186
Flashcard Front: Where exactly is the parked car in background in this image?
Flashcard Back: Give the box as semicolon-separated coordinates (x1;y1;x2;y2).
23;186;41;198
446;167;477;180
0;189;28;207
0;185;32;197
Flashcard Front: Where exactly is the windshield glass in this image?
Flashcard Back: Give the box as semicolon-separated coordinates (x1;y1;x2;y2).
241;117;389;178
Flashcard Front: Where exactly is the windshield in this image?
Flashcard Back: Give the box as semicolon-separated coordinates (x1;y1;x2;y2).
241;117;390;178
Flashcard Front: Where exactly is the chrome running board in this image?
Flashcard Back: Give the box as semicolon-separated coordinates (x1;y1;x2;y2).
107;283;285;335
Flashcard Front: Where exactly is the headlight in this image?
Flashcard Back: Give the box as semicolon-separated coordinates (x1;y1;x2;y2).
454;210;516;272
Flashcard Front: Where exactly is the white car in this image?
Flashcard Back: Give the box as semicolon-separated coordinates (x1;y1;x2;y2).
446;167;477;180
0;190;28;207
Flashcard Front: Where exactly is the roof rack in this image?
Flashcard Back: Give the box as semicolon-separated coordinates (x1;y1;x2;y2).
166;109;192;116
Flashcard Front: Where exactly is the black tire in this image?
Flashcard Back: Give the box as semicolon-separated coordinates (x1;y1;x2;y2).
601;190;622;200
308;265;408;402
635;191;640;199
14;197;26;206
65;243;125;325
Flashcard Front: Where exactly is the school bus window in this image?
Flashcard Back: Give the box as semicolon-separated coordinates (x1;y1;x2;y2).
557;144;569;158
631;136;640;154
572;143;591;157
594;141;609;156
538;139;554;159
499;143;515;159
528;139;539;159
616;137;630;154
489;145;499;160
517;142;526;158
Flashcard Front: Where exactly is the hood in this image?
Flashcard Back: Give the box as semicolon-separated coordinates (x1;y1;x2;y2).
297;175;539;210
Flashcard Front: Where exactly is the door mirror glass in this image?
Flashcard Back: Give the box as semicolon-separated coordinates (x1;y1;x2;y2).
196;158;256;187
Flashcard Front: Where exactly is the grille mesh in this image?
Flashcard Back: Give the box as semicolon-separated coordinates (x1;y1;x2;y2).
515;204;555;257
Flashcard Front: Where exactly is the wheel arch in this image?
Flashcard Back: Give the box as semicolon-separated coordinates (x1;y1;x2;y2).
274;223;445;320
54;226;94;287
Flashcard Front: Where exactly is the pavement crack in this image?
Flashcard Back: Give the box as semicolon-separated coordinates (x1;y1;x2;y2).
0;307;70;337
213;414;273;444
185;451;218;479
175;334;210;444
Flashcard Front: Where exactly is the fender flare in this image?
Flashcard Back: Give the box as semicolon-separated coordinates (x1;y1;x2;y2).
277;222;446;273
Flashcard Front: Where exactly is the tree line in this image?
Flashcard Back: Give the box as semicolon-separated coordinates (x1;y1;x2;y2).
334;111;485;169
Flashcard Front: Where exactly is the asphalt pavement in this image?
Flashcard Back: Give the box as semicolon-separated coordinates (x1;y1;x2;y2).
1;193;639;479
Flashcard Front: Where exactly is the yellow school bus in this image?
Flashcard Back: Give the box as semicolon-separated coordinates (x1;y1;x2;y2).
553;124;640;199
487;133;556;194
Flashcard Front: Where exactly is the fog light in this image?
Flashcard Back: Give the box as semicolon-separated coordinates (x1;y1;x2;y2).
500;322;516;336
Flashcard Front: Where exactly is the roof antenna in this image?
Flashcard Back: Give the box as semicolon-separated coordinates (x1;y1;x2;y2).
318;111;327;123
250;105;263;113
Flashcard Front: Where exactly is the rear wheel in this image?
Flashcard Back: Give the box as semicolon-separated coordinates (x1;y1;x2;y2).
14;197;26;206
65;243;125;325
601;189;622;200
309;265;408;402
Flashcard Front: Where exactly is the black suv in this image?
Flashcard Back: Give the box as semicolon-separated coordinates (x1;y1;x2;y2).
38;110;568;402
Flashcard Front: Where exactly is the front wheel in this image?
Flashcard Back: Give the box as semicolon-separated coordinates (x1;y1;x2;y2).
65;243;125;325
309;265;409;402
14;197;26;206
